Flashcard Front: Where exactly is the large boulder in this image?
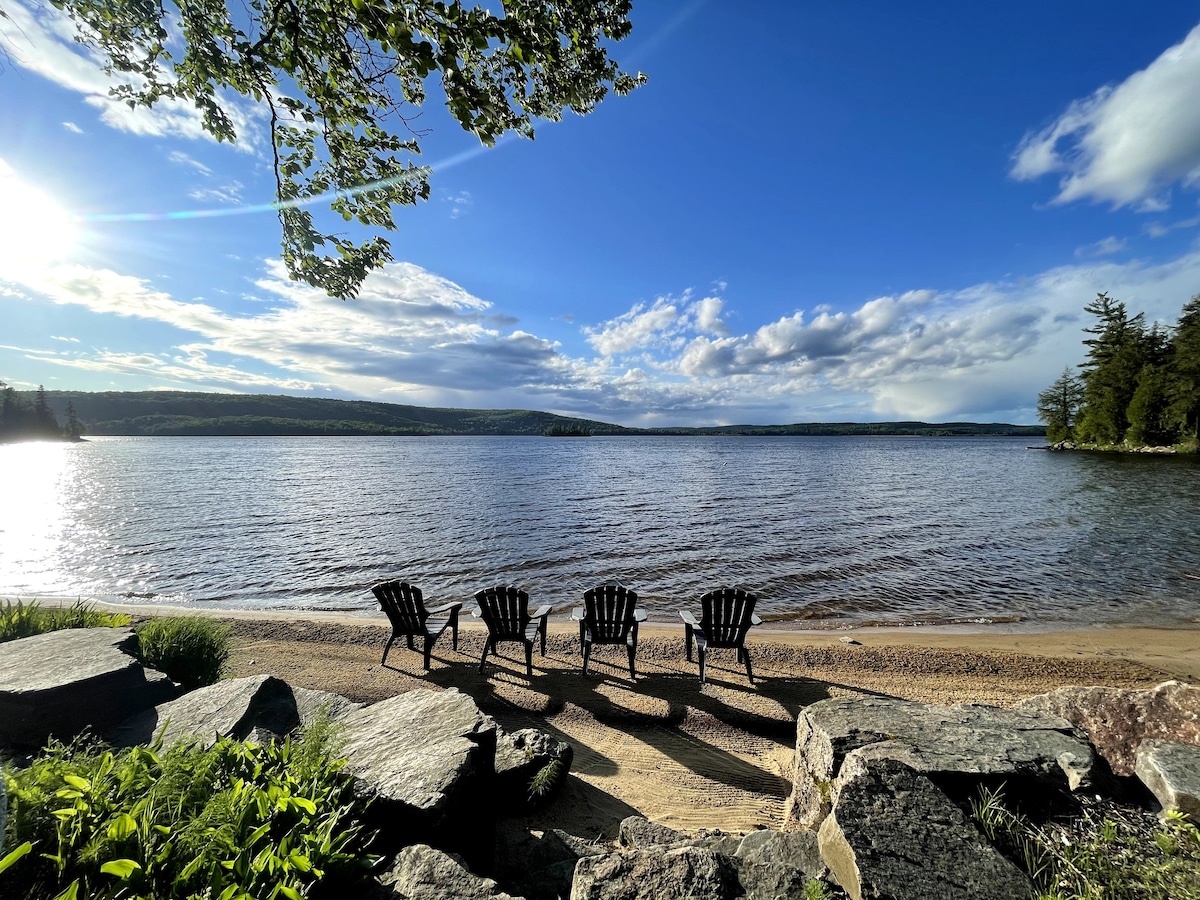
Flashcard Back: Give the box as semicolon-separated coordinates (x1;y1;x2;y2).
0;628;176;751
338;689;498;854
785;697;1094;829
110;674;308;748
377;844;524;899
734;829;826;900
1016;681;1200;776
1135;740;1200;818
817;756;1033;900
617;816;689;850
494;728;573;807
495;828;606;900
570;846;741;900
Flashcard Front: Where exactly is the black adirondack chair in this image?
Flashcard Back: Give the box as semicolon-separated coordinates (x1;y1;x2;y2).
473;585;552;676
679;587;763;684
570;582;648;678
371;580;462;669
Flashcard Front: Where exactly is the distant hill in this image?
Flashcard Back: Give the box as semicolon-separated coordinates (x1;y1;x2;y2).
30;390;1044;437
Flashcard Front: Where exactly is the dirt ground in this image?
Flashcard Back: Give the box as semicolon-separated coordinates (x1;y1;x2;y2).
221;615;1196;840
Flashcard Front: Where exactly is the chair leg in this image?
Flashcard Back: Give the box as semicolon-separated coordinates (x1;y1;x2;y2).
626;642;636;680
423;634;434;670
578;620;586;655
449;609;460;651
381;634;397;666
540;618;547;656
479;638;491;674
582;640;592;677
406;634;416;651
524;641;534;677
698;647;707;684
742;646;754;684
684;624;693;662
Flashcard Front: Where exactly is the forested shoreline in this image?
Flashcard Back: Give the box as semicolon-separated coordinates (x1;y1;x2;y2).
0;389;1044;439
1038;293;1200;452
0;382;83;443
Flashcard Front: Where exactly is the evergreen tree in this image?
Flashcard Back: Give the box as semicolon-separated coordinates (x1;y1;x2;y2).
65;400;84;441
1125;364;1173;446
1167;294;1200;444
1075;293;1152;444
1036;367;1084;442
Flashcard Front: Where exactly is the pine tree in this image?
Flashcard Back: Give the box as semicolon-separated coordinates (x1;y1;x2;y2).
65;400;84;441
1167;294;1200;444
1036;367;1084;442
1075;293;1152;444
1125;364;1173;446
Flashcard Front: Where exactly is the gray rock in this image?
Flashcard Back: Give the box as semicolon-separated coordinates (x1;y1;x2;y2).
817;757;1033;900
338;689;498;851
1135;739;1200;818
0;628;176;750
571;846;741;900
496;828;606;900
735;829;826;899
618;815;689;849
109;674;300;748
494;727;573;806
785;697;1094;829
1017;681;1200;776
292;685;365;725
378;844;523;899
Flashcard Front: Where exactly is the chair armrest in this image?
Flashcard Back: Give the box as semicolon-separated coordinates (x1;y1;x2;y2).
471;606;483;618
427;602;462;616
750;613;763;626
570;607;585;621
530;604;553;619
634;608;648;622
679;610;699;626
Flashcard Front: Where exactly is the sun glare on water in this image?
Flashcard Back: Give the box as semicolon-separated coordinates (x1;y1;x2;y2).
0;163;79;277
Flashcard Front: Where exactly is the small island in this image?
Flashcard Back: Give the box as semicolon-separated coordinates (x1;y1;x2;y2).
0;382;83;444
1037;292;1199;454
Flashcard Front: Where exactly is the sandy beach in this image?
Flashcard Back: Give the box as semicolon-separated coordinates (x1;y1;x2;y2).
217;613;1198;840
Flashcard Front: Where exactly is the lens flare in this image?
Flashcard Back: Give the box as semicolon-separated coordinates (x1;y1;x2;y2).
0;166;79;276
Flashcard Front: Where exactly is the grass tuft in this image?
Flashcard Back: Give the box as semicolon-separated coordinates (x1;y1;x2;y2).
134;616;231;691
0;599;130;643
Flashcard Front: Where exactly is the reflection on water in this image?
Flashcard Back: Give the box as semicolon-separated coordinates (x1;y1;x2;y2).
0;435;1197;627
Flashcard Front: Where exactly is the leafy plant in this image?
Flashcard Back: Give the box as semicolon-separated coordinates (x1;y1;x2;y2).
134;616;231;690
971;785;1200;900
2;725;375;899
0;599;130;644
527;759;565;801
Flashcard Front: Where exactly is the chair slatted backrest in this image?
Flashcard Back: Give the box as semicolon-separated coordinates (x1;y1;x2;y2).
583;583;639;642
372;580;426;633
475;585;529;639
700;587;757;647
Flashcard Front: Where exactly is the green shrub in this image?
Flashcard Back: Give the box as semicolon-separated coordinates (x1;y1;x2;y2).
2;726;375;899
972;786;1200;900
134;617;231;691
0;599;130;644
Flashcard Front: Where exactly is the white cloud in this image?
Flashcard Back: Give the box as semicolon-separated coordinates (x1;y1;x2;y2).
446;190;472;219
0;1;263;149
1011;23;1200;210
62;122;83;134
7;248;1200;425
168;152;213;176
1075;236;1127;258
189;182;245;205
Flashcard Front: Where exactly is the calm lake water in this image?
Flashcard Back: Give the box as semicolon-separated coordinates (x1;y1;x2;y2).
1;435;1198;628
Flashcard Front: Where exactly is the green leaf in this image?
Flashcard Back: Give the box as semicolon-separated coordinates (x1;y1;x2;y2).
107;812;139;841
62;774;91;792
100;858;143;878
52;880;80;900
0;841;33;875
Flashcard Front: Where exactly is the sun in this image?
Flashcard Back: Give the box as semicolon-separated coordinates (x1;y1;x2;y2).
0;162;78;277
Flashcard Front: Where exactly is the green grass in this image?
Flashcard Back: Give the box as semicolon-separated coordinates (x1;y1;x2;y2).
0;599;130;644
2;724;375;899
972;786;1200;900
134;617;231;691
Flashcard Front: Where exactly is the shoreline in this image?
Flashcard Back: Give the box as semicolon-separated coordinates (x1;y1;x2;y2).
10;594;1195;835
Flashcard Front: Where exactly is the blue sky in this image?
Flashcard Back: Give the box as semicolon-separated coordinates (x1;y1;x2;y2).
3;2;1200;426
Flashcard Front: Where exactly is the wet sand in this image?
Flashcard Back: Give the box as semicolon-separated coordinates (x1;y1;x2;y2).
217;614;1196;839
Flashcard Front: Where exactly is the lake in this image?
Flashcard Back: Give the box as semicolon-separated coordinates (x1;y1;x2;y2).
1;435;1197;628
